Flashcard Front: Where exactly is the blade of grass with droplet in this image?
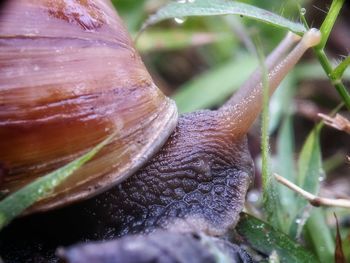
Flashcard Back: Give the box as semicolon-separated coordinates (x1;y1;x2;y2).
236;213;318;263
173;54;257;113
141;0;306;35
0;133;115;230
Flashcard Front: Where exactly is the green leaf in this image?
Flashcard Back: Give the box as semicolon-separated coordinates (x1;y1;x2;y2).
275;114;297;233
173;54;257;113
141;0;306;35
304;209;335;263
236;213;318;263
331;56;350;80
0;134;114;230
297;125;323;195
289;125;323;237
310;0;350;110
257;40;279;229
317;0;345;50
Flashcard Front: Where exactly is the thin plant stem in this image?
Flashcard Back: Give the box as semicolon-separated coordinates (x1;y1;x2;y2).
314;50;350;110
299;0;350;110
274;173;350;208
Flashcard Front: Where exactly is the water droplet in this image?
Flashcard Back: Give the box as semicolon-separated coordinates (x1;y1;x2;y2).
295;218;301;224
177;0;195;3
300;8;306;16
318;176;325;182
33;65;40;71
174;17;186;24
247;190;260;203
51;178;58;186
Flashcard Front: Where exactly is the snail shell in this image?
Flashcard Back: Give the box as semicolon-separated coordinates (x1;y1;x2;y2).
0;0;178;213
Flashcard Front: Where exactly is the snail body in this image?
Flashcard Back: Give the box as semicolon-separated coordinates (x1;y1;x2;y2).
0;0;321;262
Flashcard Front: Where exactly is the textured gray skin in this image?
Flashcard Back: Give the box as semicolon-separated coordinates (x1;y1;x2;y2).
0;111;254;262
59;231;253;263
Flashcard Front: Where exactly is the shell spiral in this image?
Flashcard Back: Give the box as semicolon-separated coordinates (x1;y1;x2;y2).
0;0;178;213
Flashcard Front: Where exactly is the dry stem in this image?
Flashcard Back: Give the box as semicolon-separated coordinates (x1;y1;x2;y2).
274;173;350;209
318;113;350;134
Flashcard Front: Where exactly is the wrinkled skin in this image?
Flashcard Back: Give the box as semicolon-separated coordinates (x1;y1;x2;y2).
0;111;254;262
59;231;254;263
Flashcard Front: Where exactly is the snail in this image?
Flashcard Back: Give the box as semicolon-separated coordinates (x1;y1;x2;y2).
0;0;321;262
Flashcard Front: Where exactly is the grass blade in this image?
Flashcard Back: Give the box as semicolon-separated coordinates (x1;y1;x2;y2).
256;40;280;229
331;56;350;80
0;134;114;230
275;115;297;233
141;0;305;34
317;0;345;50
297;125;323;194
289;125;323;236
304;209;335;263
236;213;318;263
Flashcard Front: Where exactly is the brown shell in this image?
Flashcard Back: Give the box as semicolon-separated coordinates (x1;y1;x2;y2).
0;0;178;213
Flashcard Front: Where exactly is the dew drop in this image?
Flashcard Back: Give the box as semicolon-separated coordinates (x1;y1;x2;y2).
174;17;186;24
318;176;325;182
247;190;260;203
295;218;301;224
51;178;58;186
300;8;306;16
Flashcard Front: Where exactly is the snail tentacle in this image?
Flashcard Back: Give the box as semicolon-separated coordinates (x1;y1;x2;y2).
219;29;321;138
